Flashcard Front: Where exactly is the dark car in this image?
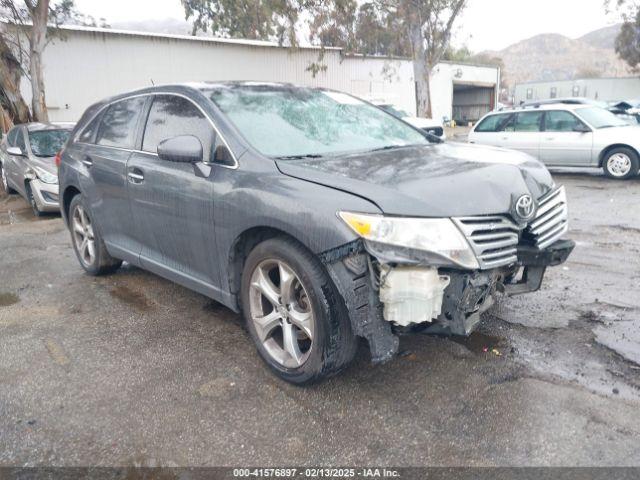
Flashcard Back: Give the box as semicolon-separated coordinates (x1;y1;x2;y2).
59;82;574;384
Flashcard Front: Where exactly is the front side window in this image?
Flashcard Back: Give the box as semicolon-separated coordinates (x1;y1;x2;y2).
504;112;543;132
6;127;18;147
475;114;511;132
16;129;27;152
95;96;146;148
79;114;102;144
544;111;584;132
205;86;429;158
142;95;215;162
28;129;71;157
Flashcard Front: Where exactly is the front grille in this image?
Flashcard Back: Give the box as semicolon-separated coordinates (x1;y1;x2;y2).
453;216;521;269
523;186;568;249
423;126;444;137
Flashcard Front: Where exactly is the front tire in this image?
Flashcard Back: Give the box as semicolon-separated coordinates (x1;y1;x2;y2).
25;182;45;217
603;147;639;179
68;194;122;275
240;237;357;385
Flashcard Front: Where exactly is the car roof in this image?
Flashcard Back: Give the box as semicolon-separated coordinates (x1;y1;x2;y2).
490;103;591;115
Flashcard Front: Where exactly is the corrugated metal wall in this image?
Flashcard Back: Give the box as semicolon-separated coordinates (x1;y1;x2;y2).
24;29;417;122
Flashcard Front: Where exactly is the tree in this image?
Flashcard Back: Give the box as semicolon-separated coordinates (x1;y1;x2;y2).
0;0;102;123
183;0;466;118
605;0;640;70
0;34;31;125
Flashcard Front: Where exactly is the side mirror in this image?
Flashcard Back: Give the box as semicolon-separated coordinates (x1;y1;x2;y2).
573;124;590;133
157;135;203;163
6;146;24;156
213;145;235;166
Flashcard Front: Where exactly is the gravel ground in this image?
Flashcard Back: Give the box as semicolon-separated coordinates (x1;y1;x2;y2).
0;170;639;467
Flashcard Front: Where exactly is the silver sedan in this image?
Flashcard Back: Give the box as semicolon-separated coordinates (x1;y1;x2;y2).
0;122;73;215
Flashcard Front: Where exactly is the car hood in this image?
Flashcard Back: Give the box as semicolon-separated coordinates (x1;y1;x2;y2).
275;142;555;217
28;155;58;176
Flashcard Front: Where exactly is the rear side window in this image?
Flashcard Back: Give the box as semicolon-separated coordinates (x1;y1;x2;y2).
504;112;543;132
142;95;215;162
545;111;583;132
475;114;509;132
95;97;146;148
78;113;102;144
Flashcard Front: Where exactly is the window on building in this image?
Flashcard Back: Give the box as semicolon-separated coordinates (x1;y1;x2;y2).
526;88;533;100
572;85;581;97
95;96;146;149
142;95;216;163
550;87;557;99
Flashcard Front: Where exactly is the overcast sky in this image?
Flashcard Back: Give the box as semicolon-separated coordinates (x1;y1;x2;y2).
73;0;619;52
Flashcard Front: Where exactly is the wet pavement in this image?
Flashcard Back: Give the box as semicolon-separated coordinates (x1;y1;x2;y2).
0;172;639;466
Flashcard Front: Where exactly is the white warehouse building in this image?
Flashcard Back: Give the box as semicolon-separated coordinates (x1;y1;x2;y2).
15;25;500;124
514;77;640;105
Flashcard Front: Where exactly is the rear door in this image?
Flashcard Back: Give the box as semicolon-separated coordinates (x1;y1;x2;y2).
79;96;147;259
539;110;593;166
499;111;544;159
126;94;222;290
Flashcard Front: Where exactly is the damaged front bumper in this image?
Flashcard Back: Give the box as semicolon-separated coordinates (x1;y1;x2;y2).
323;238;575;364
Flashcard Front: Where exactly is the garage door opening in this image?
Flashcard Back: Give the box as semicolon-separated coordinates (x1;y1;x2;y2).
452;83;496;125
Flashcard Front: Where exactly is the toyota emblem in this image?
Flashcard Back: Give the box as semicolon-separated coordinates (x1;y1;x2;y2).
515;194;535;220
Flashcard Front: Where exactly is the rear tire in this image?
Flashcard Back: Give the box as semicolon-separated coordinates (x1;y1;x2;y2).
1;164;16;194
240;236;357;385
603;147;639;180
68;194;122;276
25;182;45;217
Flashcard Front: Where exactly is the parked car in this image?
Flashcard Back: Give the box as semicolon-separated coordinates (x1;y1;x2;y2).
468;103;640;179
0;122;74;215
375;103;447;140
607;100;640;125
59;83;574;384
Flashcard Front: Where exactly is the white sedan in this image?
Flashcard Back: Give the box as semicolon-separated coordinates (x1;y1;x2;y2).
376;104;447;141
468;103;640;179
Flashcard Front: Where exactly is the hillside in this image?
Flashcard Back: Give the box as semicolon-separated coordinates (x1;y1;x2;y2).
484;24;632;87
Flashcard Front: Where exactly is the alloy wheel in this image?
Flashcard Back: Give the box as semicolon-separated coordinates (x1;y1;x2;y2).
72;205;96;267
249;259;314;368
607;153;632;177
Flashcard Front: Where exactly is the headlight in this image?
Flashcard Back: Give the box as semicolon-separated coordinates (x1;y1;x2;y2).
33;166;58;184
339;211;479;269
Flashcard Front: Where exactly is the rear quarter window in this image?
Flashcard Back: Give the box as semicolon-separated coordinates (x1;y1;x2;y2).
475;114;509;132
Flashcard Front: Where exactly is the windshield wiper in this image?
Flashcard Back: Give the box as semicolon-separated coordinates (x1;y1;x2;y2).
276;154;324;160
368;143;424;153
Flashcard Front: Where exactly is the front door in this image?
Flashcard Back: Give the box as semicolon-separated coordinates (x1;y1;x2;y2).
539;110;593;166
126;94;222;291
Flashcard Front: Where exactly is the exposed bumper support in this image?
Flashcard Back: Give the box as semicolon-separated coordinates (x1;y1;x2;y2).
503;239;575;296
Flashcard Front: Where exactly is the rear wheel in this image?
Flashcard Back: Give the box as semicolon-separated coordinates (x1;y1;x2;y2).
1;164;15;194
69;194;122;275
603;147;639;180
240;237;357;385
25;182;45;217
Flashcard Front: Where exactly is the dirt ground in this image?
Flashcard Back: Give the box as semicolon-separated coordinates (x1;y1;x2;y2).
0;169;639;467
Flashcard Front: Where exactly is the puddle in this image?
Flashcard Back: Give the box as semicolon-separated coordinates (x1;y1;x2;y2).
0;292;20;307
109;285;152;312
452;331;507;355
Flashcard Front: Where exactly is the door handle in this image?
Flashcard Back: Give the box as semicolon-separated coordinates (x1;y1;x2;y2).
127;168;144;184
82;155;93;167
